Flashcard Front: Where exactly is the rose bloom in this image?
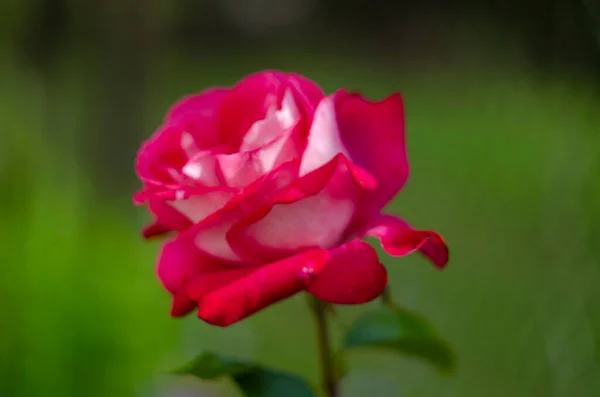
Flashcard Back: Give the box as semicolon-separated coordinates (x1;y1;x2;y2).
135;71;448;326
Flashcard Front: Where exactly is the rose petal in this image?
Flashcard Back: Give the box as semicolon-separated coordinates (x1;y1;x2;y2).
299;93;350;176
142;199;193;239
181;150;224;187
135;88;232;195
157;237;224;295
136;124;189;189
285;73;326;122
218;71;324;150
184;161;301;262
217;121;303;188
165;88;230;123
335;91;409;214
170;291;197;317
167;190;235;224
188;249;330;326
307;239;388;304
165;88;231;150
240;88;300;152
362;214;449;268
228;154;371;263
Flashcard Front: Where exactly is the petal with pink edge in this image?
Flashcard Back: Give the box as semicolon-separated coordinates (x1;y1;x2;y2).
334;91;409;214
240;89;300;152
299;93;350;177
362;214;448;269
186;161;301;263
228;154;374;263
218;71;324;148
217;121;304;188
142;199;193;239
136;124;189;188
167;190;235;224
165;88;231;123
165;88;231;150
308;239;388;304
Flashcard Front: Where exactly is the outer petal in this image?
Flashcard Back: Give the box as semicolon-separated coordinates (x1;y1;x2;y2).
188;249;330;326
307;239;388;304
135;123;232;196
136;88;230;193
362;214;449;269
157;237;226;316
142;199;193;239
165;88;231;150
228;153;376;264
157;237;224;294
334;91;409;214
165;88;230;123
136;124;189;189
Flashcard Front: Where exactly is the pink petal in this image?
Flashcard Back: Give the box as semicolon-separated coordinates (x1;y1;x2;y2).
170;291;197;317
167;190;235;224
142;222;172;239
334;91;409;214
157;237;224;296
240;89;300;152
140;187;238;239
135;89;231;197
307;239;388;304
165;88;231;123
165;88;231;150
181;150;224;187
217;121;304;188
228;154;370;263
285;73;327;122
142;199;193;239
183;161;301;263
135;123;229;196
299;93;350;176
362;214;449;269
136;124;189;189
188;249;330;326
218;71;324;149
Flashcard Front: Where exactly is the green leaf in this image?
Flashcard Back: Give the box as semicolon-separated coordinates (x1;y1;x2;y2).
172;352;249;379
343;308;456;373
173;352;318;397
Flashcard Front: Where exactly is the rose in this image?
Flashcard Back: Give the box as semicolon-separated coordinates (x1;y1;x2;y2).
134;70;448;326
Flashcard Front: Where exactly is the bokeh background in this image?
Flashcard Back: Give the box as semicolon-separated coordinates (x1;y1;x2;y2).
2;0;600;396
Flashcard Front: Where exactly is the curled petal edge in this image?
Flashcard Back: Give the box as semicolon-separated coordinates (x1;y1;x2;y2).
362;214;449;269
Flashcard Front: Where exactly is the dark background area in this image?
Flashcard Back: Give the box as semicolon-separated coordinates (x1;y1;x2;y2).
1;1;600;396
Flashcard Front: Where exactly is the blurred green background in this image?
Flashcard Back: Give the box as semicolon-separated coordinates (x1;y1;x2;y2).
1;0;600;396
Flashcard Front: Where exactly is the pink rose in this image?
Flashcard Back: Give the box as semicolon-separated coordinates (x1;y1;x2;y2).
134;70;448;326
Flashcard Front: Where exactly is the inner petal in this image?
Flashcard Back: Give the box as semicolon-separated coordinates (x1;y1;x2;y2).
167;190;234;224
240;89;300;152
181;150;222;187
246;192;355;251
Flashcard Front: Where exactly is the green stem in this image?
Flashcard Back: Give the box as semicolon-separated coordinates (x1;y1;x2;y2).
380;287;394;306
308;296;339;397
380;287;403;312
